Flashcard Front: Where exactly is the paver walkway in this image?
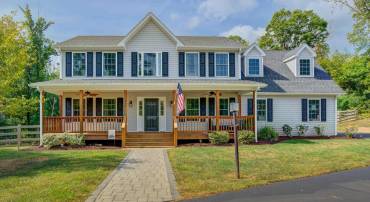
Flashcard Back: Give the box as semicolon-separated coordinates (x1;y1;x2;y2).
87;148;179;202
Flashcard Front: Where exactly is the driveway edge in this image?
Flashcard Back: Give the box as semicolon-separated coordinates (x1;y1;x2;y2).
163;149;181;201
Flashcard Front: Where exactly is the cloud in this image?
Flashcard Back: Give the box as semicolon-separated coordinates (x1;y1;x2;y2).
220;25;265;43
186;16;201;29
198;0;257;21
170;13;179;21
272;0;354;52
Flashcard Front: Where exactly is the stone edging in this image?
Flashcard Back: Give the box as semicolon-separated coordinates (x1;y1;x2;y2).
163;149;181;201
85;151;132;202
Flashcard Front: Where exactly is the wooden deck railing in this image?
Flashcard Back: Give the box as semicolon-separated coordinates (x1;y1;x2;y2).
176;115;254;133
43;116;125;133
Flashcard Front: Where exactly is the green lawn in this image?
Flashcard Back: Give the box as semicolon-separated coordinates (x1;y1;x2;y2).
0;146;126;202
168;139;370;199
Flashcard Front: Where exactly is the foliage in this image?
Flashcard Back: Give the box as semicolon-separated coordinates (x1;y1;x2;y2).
296;125;309;136
208;131;230;145
314;125;325;136
282;124;293;137
345;127;357;138
258;126;279;142
259;9;329;58
227;35;249;48
238;130;255;144
320;53;370;111
42;133;85;149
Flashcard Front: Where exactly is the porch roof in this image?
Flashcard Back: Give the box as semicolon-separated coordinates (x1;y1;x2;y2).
30;79;266;95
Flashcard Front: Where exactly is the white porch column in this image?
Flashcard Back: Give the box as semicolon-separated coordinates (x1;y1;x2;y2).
39;90;44;146
253;90;258;142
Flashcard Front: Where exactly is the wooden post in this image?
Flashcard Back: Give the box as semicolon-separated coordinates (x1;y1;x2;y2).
237;94;242;116
252;90;257;142
17;124;21;152
172;90;177;146
79;90;83;134
216;90;220;131
40;90;45;146
121;90;128;148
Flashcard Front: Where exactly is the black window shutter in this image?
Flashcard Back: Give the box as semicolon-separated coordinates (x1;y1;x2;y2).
200;52;206;77
200;97;207;116
229;97;236;115
162;52;168;77
96;52;102;77
65;98;72;116
321;99;327;122
241;56;245;79
247;98;253;115
208;97;215;116
117;52;124;77
86;98;93;116
179;52;185;77
267;98;273;122
66;52;72;77
208;52;214;77
96;98;102;116
229;52;235;77
131;52;138;77
302;99;308;122
117;97;124;116
87;52;93;77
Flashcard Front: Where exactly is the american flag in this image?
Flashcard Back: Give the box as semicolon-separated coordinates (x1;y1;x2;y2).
176;83;185;115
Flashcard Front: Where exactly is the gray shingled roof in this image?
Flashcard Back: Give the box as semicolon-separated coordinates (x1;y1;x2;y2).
243;50;343;94
56;35;242;49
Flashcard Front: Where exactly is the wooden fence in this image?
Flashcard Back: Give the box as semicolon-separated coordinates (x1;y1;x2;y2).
0;125;40;149
337;109;358;123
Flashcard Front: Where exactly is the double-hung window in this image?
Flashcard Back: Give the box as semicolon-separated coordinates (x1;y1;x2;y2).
219;98;229;116
248;58;260;75
103;53;116;76
185;53;199;76
103;99;116;116
72;53;86;76
137;53;162;76
72;99;85;116
308;99;320;121
186;98;199;116
299;59;310;76
257;99;266;121
215;53;228;76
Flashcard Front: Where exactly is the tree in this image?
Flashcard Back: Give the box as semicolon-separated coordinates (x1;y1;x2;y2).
327;0;370;53
259;9;329;57
227;35;249;48
20;5;56;124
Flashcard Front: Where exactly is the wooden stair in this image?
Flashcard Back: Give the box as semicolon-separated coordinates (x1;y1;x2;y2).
124;132;174;148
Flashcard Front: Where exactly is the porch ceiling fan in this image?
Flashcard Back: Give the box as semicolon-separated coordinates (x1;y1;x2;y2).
84;91;99;97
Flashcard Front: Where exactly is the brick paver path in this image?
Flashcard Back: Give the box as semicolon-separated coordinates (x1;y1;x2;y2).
87;148;179;202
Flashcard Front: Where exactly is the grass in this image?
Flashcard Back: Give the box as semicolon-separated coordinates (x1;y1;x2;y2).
168;139;370;199
0;146;127;202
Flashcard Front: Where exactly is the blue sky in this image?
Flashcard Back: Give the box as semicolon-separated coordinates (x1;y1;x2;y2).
0;0;354;53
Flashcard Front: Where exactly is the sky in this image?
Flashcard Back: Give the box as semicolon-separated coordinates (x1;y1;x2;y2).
0;0;355;53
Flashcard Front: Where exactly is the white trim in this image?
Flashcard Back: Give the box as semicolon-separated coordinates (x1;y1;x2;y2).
214;52;229;77
137;52;162;77
298;58;312;77
244;43;266;56
39;92;43;146
256;98;267;121
334;96;337;136
184;52;200;77
101;98;118;116
71;52;87;77
245;57;263;77
136;97;166;132
254;92;258;142
307;98;321;122
283;44;316;62
102;52;118;77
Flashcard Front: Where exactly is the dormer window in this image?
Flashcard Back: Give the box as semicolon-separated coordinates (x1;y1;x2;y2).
248;58;260;75
103;52;117;76
299;59;310;76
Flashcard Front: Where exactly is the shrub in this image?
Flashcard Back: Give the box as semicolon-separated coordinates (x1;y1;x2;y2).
314;125;325;136
258;126;278;142
297;125;308;136
43;133;85;149
208;131;229;145
345;127;357;138
282;124;293;137
238;130;255;144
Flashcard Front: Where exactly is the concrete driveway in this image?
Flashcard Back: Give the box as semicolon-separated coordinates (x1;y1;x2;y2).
186;166;370;202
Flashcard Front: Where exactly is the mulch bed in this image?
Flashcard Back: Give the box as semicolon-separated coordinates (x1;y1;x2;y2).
25;145;122;151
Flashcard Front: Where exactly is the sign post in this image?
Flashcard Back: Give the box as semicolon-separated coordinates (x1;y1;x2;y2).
230;102;240;179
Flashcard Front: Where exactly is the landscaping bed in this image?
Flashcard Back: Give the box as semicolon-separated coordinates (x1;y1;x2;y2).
168;139;370;199
0;146;126;201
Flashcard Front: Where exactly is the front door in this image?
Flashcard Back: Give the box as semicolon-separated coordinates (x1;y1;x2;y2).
144;98;159;131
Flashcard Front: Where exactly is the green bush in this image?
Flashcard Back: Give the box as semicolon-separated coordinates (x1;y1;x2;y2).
297;125;308;136
258;126;278;142
43;133;85;149
238;130;255;144
208;131;230;145
282;124;293;137
314;125;325;136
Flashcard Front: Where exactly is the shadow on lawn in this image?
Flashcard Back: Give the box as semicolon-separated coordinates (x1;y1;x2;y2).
280;139;317;144
0;148;124;179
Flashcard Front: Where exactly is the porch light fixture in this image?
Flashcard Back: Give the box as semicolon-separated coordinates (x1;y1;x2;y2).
170;100;173;105
129;100;133;107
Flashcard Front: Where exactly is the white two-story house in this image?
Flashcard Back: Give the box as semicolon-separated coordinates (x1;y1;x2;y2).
31;12;343;147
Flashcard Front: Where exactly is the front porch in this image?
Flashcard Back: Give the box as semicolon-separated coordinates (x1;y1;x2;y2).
34;79;263;147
